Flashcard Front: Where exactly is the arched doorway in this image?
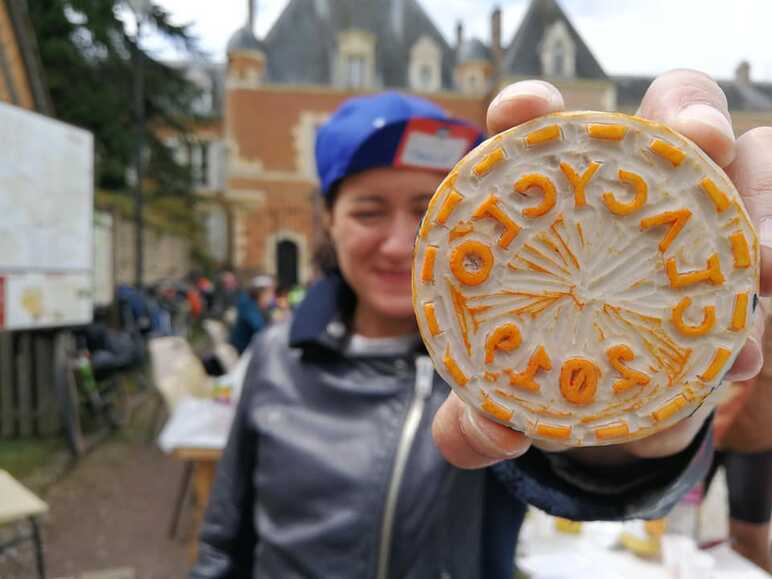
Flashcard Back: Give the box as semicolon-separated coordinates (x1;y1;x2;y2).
276;239;299;289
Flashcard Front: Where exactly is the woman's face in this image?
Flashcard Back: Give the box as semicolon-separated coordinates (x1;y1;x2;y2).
327;167;443;336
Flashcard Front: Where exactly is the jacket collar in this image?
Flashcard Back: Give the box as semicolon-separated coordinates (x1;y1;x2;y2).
290;273;428;358
289;274;355;352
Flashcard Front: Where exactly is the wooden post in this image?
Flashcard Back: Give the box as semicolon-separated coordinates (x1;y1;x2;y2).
34;332;59;436
16;332;33;437
0;332;14;438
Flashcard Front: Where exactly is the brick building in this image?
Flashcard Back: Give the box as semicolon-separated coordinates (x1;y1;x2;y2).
0;0;51;113
189;0;772;288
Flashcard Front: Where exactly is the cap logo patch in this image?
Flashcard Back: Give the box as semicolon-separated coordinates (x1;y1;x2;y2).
395;119;478;172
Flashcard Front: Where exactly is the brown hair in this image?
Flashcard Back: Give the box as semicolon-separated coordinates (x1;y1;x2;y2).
313;185;340;275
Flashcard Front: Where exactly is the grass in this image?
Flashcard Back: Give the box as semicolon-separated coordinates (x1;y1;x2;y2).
0;437;68;481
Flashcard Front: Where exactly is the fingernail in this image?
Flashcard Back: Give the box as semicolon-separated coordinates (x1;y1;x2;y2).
492;80;562;109
675;103;735;142
726;335;763;381
760;217;772;250
462;406;526;458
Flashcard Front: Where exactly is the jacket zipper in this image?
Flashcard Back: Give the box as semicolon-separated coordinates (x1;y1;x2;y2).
376;355;435;579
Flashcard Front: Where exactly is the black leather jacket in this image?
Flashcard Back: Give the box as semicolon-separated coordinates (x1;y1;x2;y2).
190;275;713;579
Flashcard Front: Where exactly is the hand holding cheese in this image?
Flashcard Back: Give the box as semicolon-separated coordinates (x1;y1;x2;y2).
429;70;769;467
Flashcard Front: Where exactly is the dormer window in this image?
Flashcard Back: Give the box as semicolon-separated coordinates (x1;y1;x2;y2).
419;64;434;88
458;67;487;94
541;21;575;78
409;36;441;92
336;30;375;89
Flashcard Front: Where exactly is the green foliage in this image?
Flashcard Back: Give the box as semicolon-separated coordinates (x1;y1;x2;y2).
95;189;200;237
28;0;205;196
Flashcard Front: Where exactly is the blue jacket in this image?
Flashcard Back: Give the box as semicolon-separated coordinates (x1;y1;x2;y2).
230;291;267;354
192;275;713;579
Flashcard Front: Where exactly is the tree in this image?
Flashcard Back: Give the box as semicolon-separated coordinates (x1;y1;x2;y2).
28;0;205;199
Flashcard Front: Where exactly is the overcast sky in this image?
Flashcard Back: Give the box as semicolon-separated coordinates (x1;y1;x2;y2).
146;0;772;83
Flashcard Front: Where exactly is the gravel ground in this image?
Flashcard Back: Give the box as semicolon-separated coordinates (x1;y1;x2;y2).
1;403;192;579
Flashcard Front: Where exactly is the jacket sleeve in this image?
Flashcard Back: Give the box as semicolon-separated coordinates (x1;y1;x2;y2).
189;372;259;579
241;300;266;334
491;416;714;521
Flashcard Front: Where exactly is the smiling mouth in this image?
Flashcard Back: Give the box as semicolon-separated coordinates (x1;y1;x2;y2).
375;269;411;278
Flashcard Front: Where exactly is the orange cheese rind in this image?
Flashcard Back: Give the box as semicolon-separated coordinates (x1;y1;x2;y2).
412;111;759;446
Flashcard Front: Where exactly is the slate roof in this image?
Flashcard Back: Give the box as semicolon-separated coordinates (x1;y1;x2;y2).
213;0;772;114
227;26;267;54
615;75;772;112
457;38;491;63
263;0;455;89
614;76;653;109
503;0;606;80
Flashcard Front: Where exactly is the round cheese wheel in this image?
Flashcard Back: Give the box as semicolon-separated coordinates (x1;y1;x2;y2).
412;111;759;446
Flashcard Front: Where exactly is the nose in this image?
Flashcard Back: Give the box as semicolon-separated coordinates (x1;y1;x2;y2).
380;212;418;261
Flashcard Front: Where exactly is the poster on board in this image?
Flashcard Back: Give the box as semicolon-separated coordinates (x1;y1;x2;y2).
0;102;94;330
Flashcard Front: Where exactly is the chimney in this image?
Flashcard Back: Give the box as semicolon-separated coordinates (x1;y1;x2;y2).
456;21;464;50
736;60;751;86
491;6;503;81
248;0;256;33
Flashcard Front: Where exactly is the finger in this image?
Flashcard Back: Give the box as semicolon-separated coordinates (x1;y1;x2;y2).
637;69;735;167
626;305;763;458
624;399;714;459
726;127;772;295
432;392;531;469
487;80;564;135
723;305;765;381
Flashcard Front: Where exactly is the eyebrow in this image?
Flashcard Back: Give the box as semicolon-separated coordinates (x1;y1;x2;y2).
350;195;386;204
349;192;433;205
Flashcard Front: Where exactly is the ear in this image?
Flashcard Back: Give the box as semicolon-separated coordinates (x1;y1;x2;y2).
322;207;333;233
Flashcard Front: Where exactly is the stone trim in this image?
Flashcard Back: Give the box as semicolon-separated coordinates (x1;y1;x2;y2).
292;110;330;179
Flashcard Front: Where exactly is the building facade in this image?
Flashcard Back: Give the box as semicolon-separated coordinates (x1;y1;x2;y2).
0;0;51;113
191;0;772;288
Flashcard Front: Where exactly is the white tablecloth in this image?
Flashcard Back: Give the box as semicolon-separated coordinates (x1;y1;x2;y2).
517;510;768;579
157;352;250;453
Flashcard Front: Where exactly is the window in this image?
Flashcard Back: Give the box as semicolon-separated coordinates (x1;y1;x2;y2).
294;111;331;178
419;64;433;88
456;66;488;95
346;55;367;89
191;142;209;188
551;42;567;77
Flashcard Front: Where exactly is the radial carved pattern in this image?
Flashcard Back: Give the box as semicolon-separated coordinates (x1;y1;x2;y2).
413;112;759;446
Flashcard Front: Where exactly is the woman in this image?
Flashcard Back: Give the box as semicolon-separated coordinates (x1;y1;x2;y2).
191;71;771;579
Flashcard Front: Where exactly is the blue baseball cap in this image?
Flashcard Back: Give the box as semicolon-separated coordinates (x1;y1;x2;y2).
315;91;484;196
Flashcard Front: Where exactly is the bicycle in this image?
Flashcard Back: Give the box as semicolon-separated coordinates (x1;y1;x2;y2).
53;330;131;457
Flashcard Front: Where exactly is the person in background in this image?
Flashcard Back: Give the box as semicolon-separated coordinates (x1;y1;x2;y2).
186;283;204;321
271;286;292;323
213;270;241;320
191;72;770;579
287;283;307;309
707;299;772;573
196;275;214;314
229;275;275;354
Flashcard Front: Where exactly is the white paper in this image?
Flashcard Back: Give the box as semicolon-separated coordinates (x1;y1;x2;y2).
158;396;234;453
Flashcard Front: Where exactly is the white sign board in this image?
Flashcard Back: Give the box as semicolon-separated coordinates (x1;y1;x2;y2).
0;102;94;330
